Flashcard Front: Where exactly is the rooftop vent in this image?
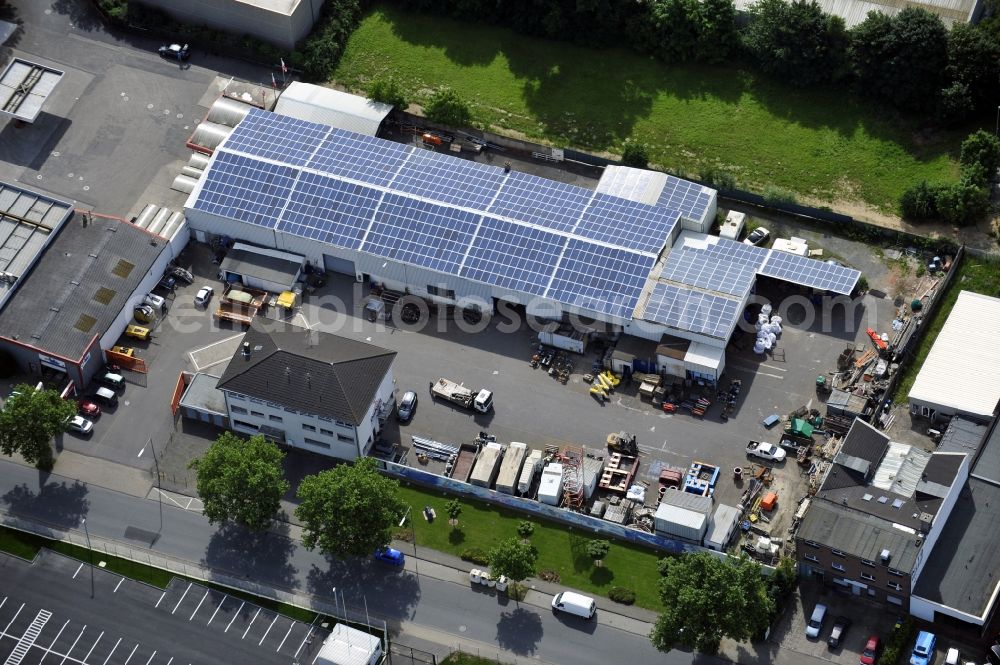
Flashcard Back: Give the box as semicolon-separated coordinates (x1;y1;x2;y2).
880;549;891;563
862;493;873;501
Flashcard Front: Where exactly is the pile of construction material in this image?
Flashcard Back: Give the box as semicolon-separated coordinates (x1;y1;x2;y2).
753;304;782;355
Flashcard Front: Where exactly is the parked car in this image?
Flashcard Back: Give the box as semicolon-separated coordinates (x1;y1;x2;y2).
134;304;156;324
125;324;150;341
860;635;881;665
746;441;787;462
92;387;118;407
988;643;1000;665
169;266;194;284
374;547;404;566
158;43;190;61
910;631;937;665
194;286;214;308
397;391;418;423
551;591;597;619
828;616;852;649
157;276;176;291
97;372;125;391
744;226;771;246
144;293;166;312
805;603;827;638
110;345;135;358
77;400;101;418
67;416;93;435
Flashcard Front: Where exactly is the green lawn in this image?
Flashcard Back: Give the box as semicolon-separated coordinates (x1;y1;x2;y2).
333;5;961;212
893;254;1000;400
440;653;512;665
398;486;665;610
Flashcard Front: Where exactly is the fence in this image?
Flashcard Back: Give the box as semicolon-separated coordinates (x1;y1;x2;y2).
389;643;438;665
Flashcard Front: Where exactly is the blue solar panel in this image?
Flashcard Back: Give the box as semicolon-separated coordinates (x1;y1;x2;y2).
391;149;507;210
656;175;713;222
575;194;678;254
643;283;741;338
659;236;768;296
307;128;412;188
488;171;591;232
363;194;481;274
277;173;381;250
193;152;298;227
225;107;329;166
461;217;566;295
547;240;655;319
758;251;860;295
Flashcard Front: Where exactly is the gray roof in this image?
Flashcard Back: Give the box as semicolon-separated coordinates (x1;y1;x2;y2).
912;478;1000;618
972;418;1000;485
179;373;227;416
938;417;987;455
657;489;714;515
832;419;890;479
798;500;922;573
219;247;302;290
0;218;166;360
217;319;395;424
0;58;64;123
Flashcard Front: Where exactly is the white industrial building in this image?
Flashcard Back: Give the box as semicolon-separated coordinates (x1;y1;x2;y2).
183;105;860;382
315;623;384;665
732;0;981;28
909;290;1000;423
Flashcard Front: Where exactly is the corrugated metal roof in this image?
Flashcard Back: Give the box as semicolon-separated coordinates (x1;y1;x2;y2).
0;58;64;123
734;0;977;28
274;83;392;137
909;291;1000;419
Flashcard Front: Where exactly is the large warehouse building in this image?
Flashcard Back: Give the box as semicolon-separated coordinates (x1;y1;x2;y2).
184;107;860;378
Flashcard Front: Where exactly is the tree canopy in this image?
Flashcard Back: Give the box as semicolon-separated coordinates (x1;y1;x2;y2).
189;432;289;531
425;88;472;128
947;24;1000;111
651;553;774;655
742;0;847;87
0;384;77;469
488;536;537;599
295;457;405;558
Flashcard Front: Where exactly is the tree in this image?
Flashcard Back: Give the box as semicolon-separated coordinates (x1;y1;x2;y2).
295;457;406;558
0;384;77;469
445;498;462;527
488;537;537;602
960;130;1000;180
651;553;774;655
424;88;472;128
936;81;973;126
621;139;649;168
946;24;1000;111
743;0;848;87
369;78;408;109
188;432;289;531
516;520;535;540
586;539;610;567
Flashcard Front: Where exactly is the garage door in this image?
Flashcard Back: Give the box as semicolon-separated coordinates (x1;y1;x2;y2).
324;254;355;275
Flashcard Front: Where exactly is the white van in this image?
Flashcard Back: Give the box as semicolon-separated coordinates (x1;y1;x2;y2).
551;591;596;619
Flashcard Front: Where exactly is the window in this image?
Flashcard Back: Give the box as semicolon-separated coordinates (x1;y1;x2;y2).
888;568;903;577
302;424;316;432
861;558;875;567
229;393;245;401
250;410;265;418
886;595;903;606
831;549;845;557
231;405;248;415
427;285;455;299
804;554;819;562
337;434;353;443
861;572;876;581
335;419;352;428
867;588;876;597
804;540;820;548
831;563;845;572
303;437;331;449
887;582;902;591
320;428;333;436
233;419;258;431
269;415;283;423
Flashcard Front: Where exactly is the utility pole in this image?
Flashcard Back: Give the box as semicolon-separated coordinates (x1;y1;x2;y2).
81;518;94;598
137;438;162;539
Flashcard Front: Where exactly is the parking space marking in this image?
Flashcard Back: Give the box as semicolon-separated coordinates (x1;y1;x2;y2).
189;591;209;621
171;583;192;615
0;596;6;610
293;626;314;659
275;623;293;652
101;637;122;665
72;563;83;579
206;598;225;626
224;602;244;633
58;624;86;664
154;592;165;609
188;334;244;371
44;620;71;661
143;650;156;665
3;602;23;632
241;608;261;640
114;578;124;593
122;642;138;664
82;631;103;662
258;615;278;646
152;489;202;513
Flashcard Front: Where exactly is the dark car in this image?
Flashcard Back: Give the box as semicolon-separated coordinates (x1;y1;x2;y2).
397;391;418;423
157;276;176;291
158;43;190;61
77;400;101;418
374;547;405;566
828;616;852;650
169;266;194;284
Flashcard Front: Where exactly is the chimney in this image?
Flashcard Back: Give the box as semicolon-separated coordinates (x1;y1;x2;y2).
285;366;291;383
242;341;250;357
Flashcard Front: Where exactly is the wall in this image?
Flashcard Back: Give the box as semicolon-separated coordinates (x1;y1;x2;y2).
354;368;395;457
796;535;911;610
98;245;172;357
910;453;971;584
910;595;984;625
185;209;279;249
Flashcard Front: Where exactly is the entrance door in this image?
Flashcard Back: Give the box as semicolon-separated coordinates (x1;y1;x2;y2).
323;254;356;275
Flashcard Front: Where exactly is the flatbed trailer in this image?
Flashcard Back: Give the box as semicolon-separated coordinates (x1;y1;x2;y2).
449;443;478;483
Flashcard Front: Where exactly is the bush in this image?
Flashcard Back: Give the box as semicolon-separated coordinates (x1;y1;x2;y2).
537;569;561;583
516;521;535;538
369;78;407;109
425;88;472;127
960;130;1000;180
762;185;797;205
460;547;489;565
621;140;649;168
699;166;737;192
936;81;972;125
935;180;989;227
900;181;943;220
608;586;636;604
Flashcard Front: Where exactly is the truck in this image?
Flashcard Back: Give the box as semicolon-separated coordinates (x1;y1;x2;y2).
432;377;493;413
214;284;268;325
495;442;528;494
746;440;787;462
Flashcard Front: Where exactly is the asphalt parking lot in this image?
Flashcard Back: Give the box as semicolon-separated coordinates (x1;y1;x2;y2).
0;548;328;665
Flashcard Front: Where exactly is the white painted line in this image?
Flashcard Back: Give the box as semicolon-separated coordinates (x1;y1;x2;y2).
101;638;122;665
72;563;83;579
44;620;71;662
114;578;124;593
58;624;87;664
293;626;314;659
3;602;23;632
143;651;156;665
224;601;244;633
82;631;103;663
241;608;261;640
0;597;6;610
258;615;278;646
206;597;225;626
165;658;173;665
122;643;138;665
275;623;293;652
171;582;192;614
154;592;166;609
189;591;209;621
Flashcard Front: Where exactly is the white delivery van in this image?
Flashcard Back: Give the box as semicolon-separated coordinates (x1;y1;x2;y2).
551;591;596;619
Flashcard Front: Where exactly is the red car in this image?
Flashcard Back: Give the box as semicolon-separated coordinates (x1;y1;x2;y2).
860;635;881;665
77;400;101;418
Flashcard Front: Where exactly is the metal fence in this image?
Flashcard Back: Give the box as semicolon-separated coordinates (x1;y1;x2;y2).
389;642;438;665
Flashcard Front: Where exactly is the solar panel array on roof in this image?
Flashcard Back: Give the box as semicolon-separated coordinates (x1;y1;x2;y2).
547;240;655;320
759;251;860;295
487;171;592;233
391;149;507;210
659;236;768;297
192;151;298;227
575;194;678;255
656;175;713;222
461;216;566;296
307;128;412;187
643;283;742;339
278;173;382;249
223;110;328;166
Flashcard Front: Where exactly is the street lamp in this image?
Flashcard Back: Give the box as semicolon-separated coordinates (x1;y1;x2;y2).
399;506;417;574
80;518;94;598
137;437;162;538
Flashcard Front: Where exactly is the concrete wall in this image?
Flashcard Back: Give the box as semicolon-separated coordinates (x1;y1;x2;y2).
796;535;911;611
186;209;279;249
910;454;971;585
353;369;395;457
139;0;323;50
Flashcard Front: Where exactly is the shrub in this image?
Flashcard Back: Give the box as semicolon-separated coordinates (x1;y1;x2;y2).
762;185;797;205
900;181;943;220
460;547;489;565
608;586;636;604
516;521;535;539
369;78;407;109
425;88;472;127
960;130;1000;180
936;81;972;126
621;140;649;168
935;180;989;227
537;569;561;583
699;166;737;191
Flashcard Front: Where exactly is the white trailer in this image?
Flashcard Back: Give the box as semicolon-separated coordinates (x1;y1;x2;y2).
470;441;504;488
719;210;746;240
432;377;494;413
517;449;543;495
538;322;591;354
495;442;528;494
538;462;565;506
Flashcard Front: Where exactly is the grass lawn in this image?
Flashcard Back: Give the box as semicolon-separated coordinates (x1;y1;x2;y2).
397;486;665;611
893;254;1000;400
440;653;511;665
333;5;962;213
